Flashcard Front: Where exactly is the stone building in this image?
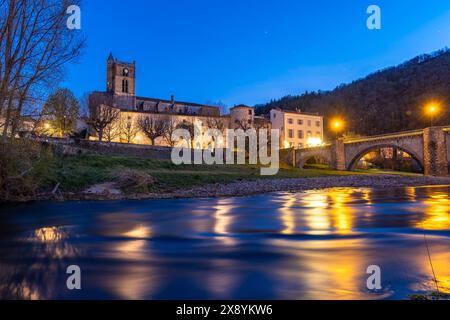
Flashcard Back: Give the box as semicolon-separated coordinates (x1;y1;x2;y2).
89;54;238;146
270;108;324;149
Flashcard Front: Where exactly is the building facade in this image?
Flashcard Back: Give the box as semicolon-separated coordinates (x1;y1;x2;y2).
270;108;324;149
89;54;320;149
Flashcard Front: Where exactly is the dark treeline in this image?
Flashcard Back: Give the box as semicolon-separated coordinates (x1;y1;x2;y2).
255;49;450;136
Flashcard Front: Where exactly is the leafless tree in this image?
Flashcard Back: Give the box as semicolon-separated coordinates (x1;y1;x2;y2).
0;0;85;139
103;119;120;142
120;117;139;143
88;105;120;141
40;88;79;137
235;119;253;131
176;118;195;148
137;115;168;146
206;117;226;133
161;116;178;147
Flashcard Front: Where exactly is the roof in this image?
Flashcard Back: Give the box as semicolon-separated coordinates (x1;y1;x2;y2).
230;104;254;110
120;109;225;119
272;108;322;117
136;96;219;110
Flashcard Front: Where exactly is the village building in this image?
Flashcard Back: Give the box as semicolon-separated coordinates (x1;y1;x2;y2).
270;108;324;149
88;54;321;149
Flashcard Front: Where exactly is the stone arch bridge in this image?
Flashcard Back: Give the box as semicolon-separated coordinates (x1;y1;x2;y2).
290;126;450;177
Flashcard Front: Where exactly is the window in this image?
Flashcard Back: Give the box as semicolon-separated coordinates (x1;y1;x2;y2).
249;110;253;116
316;120;321;127
316;132;321;137
273;114;277;119
298;130;304;139
307;120;312;127
288;129;294;138
122;79;129;93
307;131;312;137
298;119;303;125
288;118;293;125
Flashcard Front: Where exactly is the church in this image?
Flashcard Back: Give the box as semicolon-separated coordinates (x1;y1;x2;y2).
88;54;265;146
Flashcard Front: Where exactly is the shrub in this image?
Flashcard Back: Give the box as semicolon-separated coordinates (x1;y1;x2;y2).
0;139;54;202
115;169;155;193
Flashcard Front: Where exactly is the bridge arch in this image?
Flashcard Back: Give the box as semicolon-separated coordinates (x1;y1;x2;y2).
295;147;332;169
346;143;424;172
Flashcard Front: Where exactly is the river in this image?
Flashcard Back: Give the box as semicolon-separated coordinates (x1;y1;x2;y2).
0;186;449;300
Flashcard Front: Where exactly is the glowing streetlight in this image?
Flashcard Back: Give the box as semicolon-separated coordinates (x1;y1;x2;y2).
44;123;50;129
425;101;441;127
330;118;345;139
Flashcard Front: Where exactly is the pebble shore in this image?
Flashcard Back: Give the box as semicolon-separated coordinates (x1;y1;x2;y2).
74;174;450;201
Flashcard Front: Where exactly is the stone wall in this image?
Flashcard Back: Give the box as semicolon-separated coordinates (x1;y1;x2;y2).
77;140;173;160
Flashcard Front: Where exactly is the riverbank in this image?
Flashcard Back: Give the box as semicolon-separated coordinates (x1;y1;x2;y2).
3;148;450;202
64;174;450;201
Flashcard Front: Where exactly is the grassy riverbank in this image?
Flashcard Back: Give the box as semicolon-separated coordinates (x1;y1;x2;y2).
2;140;448;202
50;154;361;193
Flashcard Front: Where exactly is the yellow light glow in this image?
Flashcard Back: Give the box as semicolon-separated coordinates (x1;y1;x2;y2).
330;118;345;132
136;135;142;142
44;123;50;129
426;102;440;115
283;140;291;149
306;137;323;147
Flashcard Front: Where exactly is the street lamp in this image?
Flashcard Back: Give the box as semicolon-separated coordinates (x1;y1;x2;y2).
425;102;440;127
330;118;345;139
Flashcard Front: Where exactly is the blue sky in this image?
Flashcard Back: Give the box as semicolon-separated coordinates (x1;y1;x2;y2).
63;0;450;107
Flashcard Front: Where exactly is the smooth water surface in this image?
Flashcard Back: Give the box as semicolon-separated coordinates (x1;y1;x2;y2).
0;186;450;300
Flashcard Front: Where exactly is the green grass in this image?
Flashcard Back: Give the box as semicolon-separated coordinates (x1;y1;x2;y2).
47;154;366;193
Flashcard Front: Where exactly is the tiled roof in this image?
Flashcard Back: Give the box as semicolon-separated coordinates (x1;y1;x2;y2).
136;96;219;109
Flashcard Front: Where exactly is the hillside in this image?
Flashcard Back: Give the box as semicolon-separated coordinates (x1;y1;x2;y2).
255;49;450;136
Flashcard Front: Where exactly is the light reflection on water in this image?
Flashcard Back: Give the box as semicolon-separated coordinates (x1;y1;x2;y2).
0;185;450;300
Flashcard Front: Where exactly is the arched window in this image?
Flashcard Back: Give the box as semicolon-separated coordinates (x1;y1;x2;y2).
122;79;128;93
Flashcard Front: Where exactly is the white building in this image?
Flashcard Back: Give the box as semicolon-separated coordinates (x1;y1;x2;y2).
270;108;324;149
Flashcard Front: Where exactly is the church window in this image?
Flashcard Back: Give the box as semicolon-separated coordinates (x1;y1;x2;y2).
122;79;129;93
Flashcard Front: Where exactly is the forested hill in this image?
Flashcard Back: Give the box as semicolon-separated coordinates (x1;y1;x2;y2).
255;49;450;136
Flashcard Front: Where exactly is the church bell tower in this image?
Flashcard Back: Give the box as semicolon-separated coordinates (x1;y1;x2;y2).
106;53;136;109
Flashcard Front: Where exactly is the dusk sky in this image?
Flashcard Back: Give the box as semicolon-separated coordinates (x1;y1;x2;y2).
63;0;450;107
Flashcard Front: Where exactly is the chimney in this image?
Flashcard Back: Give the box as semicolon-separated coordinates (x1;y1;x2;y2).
170;95;175;104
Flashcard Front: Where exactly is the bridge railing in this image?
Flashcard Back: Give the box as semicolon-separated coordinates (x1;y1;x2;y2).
342;125;450;144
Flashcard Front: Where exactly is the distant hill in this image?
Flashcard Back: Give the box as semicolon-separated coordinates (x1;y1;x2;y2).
255;48;450;136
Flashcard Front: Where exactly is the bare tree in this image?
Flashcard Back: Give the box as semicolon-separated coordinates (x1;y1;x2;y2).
235;119;253;131
206;117;226;133
176;119;196;148
0;0;85;139
88;105;120;142
103;119;120;142
120;116;139;143
40;88;79;137
162;116;178;147
137;115;168;146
